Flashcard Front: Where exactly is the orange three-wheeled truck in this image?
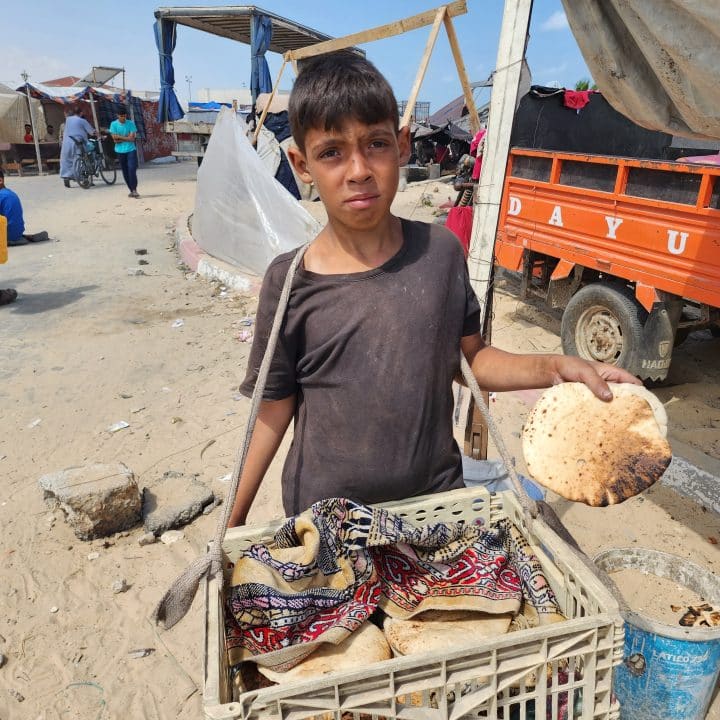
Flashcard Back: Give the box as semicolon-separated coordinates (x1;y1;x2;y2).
494;148;720;381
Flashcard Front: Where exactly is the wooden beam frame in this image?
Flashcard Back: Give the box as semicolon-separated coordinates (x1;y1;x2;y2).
285;0;467;62
400;7;447;127
251;2;479;142
443;14;480;134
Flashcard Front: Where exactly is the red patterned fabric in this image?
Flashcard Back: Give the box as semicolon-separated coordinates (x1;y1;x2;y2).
563;90;592;110
225;497;559;671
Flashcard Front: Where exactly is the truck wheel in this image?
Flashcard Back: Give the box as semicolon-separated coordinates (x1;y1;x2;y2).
561;284;646;368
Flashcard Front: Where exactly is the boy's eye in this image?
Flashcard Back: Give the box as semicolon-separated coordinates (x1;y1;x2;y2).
318;148;340;159
370;140;389;149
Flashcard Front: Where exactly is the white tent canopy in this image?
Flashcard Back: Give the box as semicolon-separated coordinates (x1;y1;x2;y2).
0;83;45;144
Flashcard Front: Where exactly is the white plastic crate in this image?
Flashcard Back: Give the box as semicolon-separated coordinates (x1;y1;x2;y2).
203;487;623;720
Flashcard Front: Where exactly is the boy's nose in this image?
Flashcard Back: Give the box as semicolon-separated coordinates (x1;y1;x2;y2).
347;150;372;182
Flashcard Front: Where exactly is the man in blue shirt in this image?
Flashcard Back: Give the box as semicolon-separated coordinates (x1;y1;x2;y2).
0;169;49;247
109;107;140;198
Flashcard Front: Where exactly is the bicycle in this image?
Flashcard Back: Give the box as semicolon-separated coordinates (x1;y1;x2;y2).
72;137;117;189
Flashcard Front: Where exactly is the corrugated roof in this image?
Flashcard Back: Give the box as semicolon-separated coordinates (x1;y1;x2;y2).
154;6;334;54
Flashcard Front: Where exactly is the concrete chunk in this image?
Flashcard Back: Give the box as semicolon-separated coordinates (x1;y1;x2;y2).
39;463;142;540
142;470;214;534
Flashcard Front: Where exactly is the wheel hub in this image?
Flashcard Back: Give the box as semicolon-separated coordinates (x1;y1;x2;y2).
575;305;623;363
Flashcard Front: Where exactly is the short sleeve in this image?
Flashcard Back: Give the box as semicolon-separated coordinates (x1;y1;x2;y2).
461;255;482;337
239;258;298;400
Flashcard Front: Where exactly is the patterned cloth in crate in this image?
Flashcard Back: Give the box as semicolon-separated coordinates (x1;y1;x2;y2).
226;497;560;671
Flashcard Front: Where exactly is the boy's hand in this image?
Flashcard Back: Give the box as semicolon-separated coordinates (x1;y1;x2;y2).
548;355;642;401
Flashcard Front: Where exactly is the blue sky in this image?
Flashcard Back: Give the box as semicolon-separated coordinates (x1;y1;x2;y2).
1;1;591;112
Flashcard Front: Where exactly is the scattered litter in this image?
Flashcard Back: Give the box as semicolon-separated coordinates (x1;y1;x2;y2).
218;473;232;483
9;689;24;702
107;421;130;434
203;498;222;515
111;578;129;594
27;418;42;429
171;318;184;328
87;552;100;561
138;259;149;266
232;393;243;401
709;536;718;545
160;530;184;545
134;248;148;255
0;653;6;668
128;648;155;659
131;406;145;414
119;392;133;399
127;268;145;276
162;386;171;392
170;416;183;424
185;272;197;280
199;439;216;460
49;606;59;614
237;330;253;343
237;317;254;326
138;532;156;547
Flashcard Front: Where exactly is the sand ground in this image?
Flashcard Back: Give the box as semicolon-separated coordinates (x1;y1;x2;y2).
0;165;717;718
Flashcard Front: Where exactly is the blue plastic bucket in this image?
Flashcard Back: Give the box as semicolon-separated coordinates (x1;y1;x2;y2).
594;548;720;720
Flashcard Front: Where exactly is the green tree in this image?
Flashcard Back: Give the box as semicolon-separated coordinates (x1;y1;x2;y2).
575;78;598;91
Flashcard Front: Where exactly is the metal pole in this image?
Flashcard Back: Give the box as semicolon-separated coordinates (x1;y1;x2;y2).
88;93;101;137
21;73;44;175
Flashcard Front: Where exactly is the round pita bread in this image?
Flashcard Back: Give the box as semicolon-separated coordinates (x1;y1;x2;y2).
522;382;672;506
383;610;512;657
257;622;391;684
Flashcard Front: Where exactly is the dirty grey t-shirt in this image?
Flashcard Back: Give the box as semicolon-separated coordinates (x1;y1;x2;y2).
240;218;481;515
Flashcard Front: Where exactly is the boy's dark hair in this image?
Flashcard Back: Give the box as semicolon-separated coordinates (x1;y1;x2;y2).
0;168;4;180
289;51;398;152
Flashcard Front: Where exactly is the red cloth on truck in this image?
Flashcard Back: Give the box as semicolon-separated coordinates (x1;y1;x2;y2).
445;205;473;257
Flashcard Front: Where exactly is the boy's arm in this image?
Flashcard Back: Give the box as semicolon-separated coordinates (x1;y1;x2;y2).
227;395;296;527
461;332;640;401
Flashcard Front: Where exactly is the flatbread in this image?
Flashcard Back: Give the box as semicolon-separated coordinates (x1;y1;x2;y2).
257;622;391;684
522;382;672;506
383;610;512;657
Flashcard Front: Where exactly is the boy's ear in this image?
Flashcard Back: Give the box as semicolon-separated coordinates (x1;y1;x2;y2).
397;125;411;165
287;145;313;184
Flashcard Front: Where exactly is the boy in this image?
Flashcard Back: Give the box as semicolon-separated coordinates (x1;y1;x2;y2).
109;107;140;198
228;52;637;527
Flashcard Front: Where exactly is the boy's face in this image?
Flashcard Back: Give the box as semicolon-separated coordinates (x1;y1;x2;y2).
288;118;410;233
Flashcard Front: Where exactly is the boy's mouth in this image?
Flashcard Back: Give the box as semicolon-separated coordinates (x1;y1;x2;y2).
345;194;380;209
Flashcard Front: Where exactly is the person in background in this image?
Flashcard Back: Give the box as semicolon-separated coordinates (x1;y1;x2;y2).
59;106;95;188
0;169;49;247
44;124;57;142
23;124;33;143
109;107;139;198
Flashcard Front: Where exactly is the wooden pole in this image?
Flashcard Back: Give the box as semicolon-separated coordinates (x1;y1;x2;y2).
24;84;44;175
286;0;467;62
400;7;446;128
463;0;533;461
443;14;480;134
467;0;533;324
252;58;287;145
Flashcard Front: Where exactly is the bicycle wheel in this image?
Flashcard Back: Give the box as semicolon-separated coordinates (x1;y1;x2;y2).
99;155;117;185
74;155;92;189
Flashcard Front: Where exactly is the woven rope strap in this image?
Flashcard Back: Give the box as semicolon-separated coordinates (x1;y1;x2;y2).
153;245;308;629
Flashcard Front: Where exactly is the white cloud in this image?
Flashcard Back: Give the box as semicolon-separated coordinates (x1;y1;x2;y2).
540;11;569;31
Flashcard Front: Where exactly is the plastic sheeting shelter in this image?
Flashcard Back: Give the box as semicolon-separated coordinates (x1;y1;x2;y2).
562;0;720;140
0;83;44;143
192;108;320;275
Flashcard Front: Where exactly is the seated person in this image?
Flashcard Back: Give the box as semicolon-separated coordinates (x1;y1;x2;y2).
44;124;57;142
0;169;49;246
23;124;33;143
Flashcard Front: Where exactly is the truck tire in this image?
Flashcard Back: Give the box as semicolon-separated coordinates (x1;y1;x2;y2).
561;284;646;369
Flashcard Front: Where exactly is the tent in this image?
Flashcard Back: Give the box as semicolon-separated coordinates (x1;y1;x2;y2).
0;83;45;144
20;82;174;162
